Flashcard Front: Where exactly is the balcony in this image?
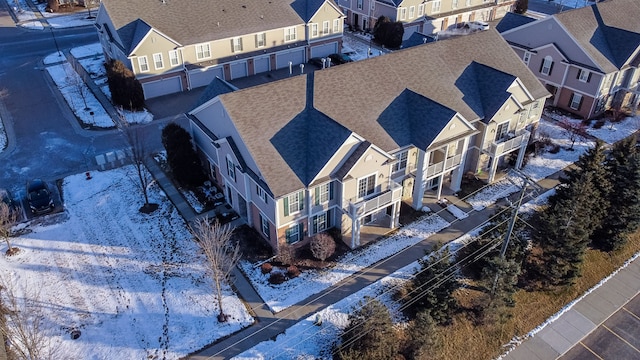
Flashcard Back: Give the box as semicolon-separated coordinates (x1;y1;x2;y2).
349;181;402;217
424;153;463;178
488;130;530;157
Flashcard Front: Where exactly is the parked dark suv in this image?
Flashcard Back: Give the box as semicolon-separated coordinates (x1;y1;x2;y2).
27;179;54;214
328;53;353;65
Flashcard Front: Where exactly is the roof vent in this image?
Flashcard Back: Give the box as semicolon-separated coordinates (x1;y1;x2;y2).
260;14;264;19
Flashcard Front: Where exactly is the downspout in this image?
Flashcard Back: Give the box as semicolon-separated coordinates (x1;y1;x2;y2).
180;47;191;91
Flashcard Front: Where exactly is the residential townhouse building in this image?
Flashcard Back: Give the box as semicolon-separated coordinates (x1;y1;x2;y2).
188;30;548;254
335;0;514;39
94;0;345;99
498;0;640;119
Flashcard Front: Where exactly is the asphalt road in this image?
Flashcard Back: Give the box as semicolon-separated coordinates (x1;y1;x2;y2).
560;293;640;359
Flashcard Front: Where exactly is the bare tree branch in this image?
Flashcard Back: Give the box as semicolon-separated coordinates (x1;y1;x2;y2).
0;203;17;255
190;218;241;322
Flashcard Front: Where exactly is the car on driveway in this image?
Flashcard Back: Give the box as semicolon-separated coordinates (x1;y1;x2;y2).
328;53;353;65
27;179;55;214
308;57;326;68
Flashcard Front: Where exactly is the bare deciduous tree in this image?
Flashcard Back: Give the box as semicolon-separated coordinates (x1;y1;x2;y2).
0;275;63;360
190;218;241;322
117;115;156;213
0;202;17;256
310;232;335;264
64;64;90;112
560;118;588;150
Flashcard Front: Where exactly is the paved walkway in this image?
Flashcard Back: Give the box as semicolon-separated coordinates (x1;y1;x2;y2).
505;256;640;360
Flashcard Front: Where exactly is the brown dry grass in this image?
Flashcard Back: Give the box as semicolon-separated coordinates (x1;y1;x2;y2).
430;232;640;360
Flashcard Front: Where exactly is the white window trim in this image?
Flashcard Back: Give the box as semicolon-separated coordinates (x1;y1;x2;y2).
578;69;590;83
541;56;553;76
226;156;236;181
195;43;211;60
495;121;510;141
333;19;340;33
357;173;377;199
286;223;301;244
288;192;302;215
256;33;266;48
523;52;531;66
310;23;318;38
317;183;331;204
168;50;179;66
570;93;583;110
232;37;243;53
392;150;408;173
466;0;471;7
284;27;297;42
257;185;268;203
137;56;149;73
152;53;164;70
452;0;458;9
399;8;406;20
260;214;269;236
323;21;330;35
409;6;415;19
313;212;328;234
418;4;425;16
432;0;441;13
357;0;363;10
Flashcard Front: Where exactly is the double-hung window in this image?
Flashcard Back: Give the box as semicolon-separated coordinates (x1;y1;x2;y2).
137;56;149;72
256;185;268;203
453;0;459;8
283;191;304;216
333;19;340;33
260;214;270;236
466;0;471;7
409;6;415;19
153;53;164;70
418;4;424;16
392;151;408;172
256;33;266;47
357;0;363;10
323;21;330;35
523;52;531;65
312;211;331;234
196;43;211;60
285;27;297;42
232;37;243;52
399;8;407;20
311;23;318;37
226;157;236;181
168;50;179;66
285;223;303;244
578;69;591;83
540;56;554;76
570;93;583;110
495;122;509;142
358;174;376;198
432;0;441;13
314;182;333;205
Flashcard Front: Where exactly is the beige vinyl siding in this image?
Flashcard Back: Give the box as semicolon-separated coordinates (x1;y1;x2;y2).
131;31;180;76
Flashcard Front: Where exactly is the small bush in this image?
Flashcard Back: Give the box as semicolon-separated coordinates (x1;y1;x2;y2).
161;123;206;187
310;232;336;262
105;59;145;111
268;272;286;285
549;144;561;154
593;119;606;129
287;265;300;278
260;262;273;274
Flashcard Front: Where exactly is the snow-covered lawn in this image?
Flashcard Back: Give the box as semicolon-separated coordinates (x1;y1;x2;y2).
46;62;115;128
0;167;253;359
545;109;640;145
342;34;386;61
240;213;450;313
466;118;596;211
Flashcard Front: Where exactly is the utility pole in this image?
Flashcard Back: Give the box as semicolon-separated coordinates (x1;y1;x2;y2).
491;169;542;296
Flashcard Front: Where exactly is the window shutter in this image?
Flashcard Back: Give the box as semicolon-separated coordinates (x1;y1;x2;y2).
587;72;592;82
299;191;304;211
314;187;320;206
255;35;258;48
568;95;574;107
283;197;289;217
256;185;260;195
549;62;554;75
329;182;334;201
298;223;304;240
312;216;318;234
327;209;332;227
539;61;544;73
576;70;581;79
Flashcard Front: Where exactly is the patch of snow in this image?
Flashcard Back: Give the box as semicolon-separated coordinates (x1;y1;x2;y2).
43;51;66;65
446;204;469;219
342;34;385;61
0;167;253;359
45;63;114;128
545;110;639;145
70;43;104;59
240;214;450;312
78;57;106;79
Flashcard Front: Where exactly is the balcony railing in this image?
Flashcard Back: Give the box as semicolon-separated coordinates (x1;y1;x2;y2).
489;130;530;156
349;181;402;217
424;153;463;177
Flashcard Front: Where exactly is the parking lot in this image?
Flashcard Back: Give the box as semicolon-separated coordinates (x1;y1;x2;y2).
560;294;640;359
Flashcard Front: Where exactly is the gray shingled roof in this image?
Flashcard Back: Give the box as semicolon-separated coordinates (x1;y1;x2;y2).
555;0;640;72
496;12;536;33
197;29;547;197
290;0;336;22
191;77;237;111
102;0;306;55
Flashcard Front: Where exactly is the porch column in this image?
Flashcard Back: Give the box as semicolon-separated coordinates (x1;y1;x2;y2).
390;201;399;228
450;137;469;192
515;133;531;169
412;150;427;210
436;174;444;199
350;205;360;249
488;154;499;183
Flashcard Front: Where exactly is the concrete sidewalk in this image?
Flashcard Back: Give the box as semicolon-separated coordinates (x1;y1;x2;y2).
504;256;640;360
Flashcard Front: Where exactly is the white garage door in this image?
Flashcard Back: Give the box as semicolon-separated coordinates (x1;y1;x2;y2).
276;48;305;69
142;76;182;99
254;56;270;74
230;61;248;79
310;42;338;58
189;66;224;89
